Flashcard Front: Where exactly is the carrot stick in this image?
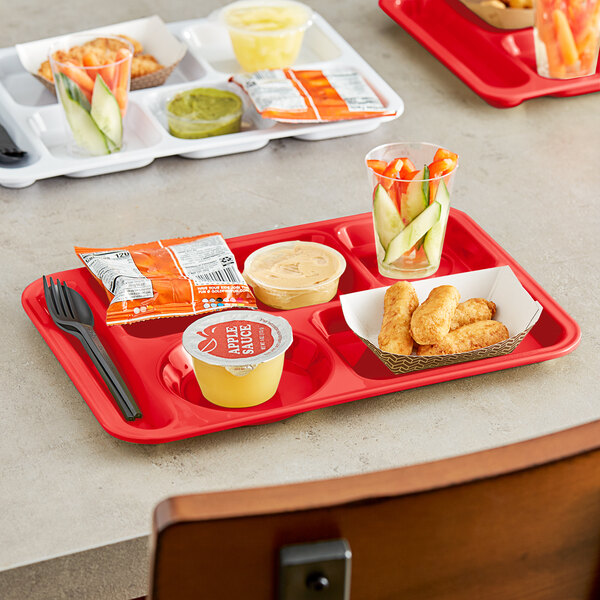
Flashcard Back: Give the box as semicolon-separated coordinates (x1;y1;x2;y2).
82;52;101;81
57;61;93;102
99;60;116;90
58;61;95;93
113;48;132;116
553;9;579;66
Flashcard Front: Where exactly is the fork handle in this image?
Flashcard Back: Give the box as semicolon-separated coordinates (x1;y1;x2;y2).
77;326;142;420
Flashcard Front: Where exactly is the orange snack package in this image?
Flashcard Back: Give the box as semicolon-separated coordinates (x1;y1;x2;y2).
75;233;257;325
231;68;396;123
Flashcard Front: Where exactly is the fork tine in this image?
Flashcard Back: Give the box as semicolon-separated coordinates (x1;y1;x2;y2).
61;281;76;319
55;279;72;319
42;276;57;316
49;277;66;319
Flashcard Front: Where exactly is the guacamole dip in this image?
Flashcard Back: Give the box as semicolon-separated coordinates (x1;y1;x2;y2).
166;88;243;139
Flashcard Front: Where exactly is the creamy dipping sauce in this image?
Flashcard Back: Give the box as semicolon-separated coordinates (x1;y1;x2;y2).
243;241;346;310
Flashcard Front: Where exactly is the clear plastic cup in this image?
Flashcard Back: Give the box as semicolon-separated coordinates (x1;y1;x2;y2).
533;0;600;79
220;0;313;72
365;142;459;280
48;34;133;155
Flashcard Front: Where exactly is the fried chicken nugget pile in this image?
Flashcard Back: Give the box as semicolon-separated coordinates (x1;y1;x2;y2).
378;282;419;355
378;282;509;356
38;35;163;82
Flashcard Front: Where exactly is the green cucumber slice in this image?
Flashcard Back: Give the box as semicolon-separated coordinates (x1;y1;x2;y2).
91;75;123;149
373;184;403;250
55;72;109;156
61;93;110;156
384;201;441;265
423;180;451;266
400;166;429;225
56;72;91;112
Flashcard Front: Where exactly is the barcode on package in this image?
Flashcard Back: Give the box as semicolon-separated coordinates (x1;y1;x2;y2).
323;69;384;112
171;236;245;286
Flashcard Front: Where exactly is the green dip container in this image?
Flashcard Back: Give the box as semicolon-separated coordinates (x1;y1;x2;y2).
166;88;243;139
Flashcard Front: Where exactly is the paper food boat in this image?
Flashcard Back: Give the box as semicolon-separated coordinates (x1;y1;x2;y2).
15;15;187;92
458;0;533;29
341;266;543;374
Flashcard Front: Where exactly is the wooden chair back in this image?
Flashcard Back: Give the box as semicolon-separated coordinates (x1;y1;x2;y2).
150;419;600;599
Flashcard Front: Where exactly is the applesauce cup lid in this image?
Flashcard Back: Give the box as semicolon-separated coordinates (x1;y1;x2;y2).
182;309;293;368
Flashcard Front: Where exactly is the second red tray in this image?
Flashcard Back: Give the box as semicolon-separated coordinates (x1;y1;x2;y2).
22;210;580;444
379;0;600;108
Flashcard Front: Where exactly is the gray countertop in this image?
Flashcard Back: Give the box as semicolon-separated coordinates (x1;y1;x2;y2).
1;1;598;598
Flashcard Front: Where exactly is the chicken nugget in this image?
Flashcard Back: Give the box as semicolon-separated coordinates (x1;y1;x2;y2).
417;320;509;356
451;298;496;331
378;281;419;355
131;54;163;77
410;285;460;345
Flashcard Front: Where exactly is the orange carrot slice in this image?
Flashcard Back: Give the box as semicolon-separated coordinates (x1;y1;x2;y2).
113;49;132;116
553;9;579;66
82;52;101;81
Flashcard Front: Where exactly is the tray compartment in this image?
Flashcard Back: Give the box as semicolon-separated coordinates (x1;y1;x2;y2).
0;51;56;107
340;213;481;286
228;226;377;307
181;14;343;75
162;331;336;411
30;101;164;161
145;78;275;142
308;302;395;381
26;286;177;430
0;113;42;172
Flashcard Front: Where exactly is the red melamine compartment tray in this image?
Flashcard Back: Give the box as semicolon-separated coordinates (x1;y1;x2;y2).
22;210;580;444
379;0;600;108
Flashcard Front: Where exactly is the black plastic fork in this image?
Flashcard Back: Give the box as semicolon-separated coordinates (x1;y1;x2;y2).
0;122;27;164
42;276;142;421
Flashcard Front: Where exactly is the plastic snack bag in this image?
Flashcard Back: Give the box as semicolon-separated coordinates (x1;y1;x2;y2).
231;67;396;122
75;233;256;325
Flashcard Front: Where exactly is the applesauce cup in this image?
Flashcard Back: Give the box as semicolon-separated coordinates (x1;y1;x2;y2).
533;0;600;79
366;142;459;280
182;310;293;408
219;0;313;72
48;34;133;156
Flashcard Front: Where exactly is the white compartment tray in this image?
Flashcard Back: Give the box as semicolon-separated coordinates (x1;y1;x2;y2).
0;14;404;188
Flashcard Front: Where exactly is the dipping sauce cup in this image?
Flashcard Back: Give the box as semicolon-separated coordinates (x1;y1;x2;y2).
533;0;600;79
243;241;346;310
220;0;313;72
48;34;133;156
366;142;459;280
166;87;243;139
182;310;293;408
